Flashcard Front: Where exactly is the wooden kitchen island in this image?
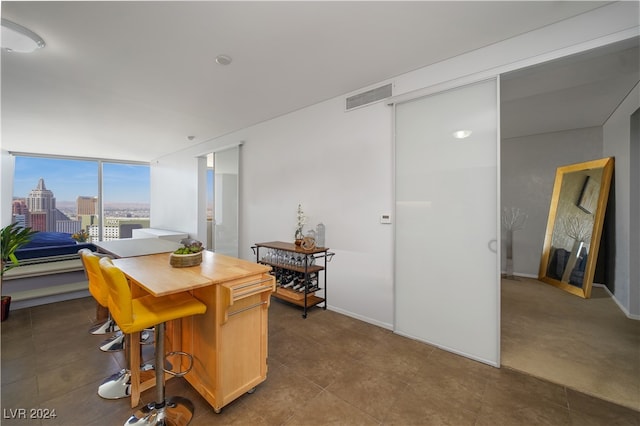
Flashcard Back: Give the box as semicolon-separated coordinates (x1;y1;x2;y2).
112;250;275;413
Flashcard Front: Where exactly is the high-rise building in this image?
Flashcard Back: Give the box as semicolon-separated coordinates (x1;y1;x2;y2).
12;215;28;229
29;212;48;232
26;178;56;231
90;217;150;241
56;220;81;234
77;196;97;215
11;199;30;227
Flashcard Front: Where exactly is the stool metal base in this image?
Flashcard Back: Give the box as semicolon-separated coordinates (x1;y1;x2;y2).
124;323;195;426
90;318;120;335
100;329;152;352
140;328;155;345
98;369;131;399
124;396;194;426
100;332;125;352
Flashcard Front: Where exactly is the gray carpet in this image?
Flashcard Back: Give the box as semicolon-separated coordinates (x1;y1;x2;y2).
501;277;640;411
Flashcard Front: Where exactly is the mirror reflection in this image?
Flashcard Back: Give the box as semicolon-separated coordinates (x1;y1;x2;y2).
538;157;614;298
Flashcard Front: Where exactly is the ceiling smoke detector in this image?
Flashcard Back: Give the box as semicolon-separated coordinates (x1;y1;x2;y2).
215;55;232;66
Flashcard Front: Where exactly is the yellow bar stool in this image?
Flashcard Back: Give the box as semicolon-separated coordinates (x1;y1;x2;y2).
78;249;125;350
80;249;136;401
99;257;207;426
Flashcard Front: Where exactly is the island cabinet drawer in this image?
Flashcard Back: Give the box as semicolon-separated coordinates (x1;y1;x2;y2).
224;275;275;302
220;274;275;319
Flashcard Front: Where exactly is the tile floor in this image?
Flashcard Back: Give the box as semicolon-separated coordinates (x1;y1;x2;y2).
501;278;640;411
1;296;639;425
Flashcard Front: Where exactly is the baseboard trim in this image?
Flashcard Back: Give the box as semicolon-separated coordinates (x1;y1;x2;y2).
593;283;640;320
326;304;393;331
501;271;538;279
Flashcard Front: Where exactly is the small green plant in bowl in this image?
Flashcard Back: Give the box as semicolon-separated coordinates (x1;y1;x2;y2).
170;239;204;267
173;238;204;255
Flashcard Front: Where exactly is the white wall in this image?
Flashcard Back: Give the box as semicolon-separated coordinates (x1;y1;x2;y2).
603;83;640;318
630;107;640;318
149;3;638;327
0;150;15;227
501;127;603;277
150;153;200;232
152;96;396;327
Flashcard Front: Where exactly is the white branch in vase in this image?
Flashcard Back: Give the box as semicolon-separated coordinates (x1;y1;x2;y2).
562;215;592;242
295;204;307;238
502;207;527;231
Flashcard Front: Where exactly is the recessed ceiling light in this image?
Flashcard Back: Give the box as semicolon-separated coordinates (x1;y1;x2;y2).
1;18;45;53
452;130;472;139
215;54;232;66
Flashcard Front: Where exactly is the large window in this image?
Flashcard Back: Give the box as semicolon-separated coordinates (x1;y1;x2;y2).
102;162;150;240
12;155;150;241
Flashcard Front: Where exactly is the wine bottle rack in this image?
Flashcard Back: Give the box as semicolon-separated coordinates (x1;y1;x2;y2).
252;241;333;318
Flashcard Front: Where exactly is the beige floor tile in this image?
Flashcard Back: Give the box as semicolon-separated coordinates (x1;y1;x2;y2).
1;294;638;425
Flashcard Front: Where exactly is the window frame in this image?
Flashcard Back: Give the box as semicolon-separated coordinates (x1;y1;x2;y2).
10;152;150;242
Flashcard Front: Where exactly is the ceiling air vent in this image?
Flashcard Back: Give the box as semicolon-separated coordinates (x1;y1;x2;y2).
345;83;392;111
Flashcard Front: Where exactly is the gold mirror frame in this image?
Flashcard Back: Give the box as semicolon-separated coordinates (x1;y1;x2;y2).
538;157;614;298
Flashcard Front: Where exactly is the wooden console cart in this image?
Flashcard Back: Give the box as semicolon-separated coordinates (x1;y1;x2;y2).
253;241;333;318
112;251;275;413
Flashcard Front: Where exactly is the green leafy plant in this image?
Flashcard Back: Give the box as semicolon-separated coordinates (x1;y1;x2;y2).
1;223;37;277
71;229;90;242
173;238;204;255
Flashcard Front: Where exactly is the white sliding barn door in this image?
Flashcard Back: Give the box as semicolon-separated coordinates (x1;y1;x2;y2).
207;146;240;258
394;79;500;366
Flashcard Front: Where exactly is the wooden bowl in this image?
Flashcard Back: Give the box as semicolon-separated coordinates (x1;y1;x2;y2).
169;251;203;268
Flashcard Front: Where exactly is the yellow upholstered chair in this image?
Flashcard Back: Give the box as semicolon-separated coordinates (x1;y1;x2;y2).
99;256;207;425
78;249;124;351
80;249;139;401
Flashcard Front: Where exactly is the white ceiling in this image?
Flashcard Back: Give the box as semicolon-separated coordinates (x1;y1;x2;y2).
1;1;635;162
501;37;639;139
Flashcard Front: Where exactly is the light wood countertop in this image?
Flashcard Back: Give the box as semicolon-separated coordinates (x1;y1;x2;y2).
112;250;271;296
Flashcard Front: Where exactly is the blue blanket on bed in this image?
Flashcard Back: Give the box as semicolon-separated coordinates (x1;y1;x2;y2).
21;232;77;248
15;232;96;260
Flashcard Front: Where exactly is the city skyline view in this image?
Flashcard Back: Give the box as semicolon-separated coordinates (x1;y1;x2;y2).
11;156;152;238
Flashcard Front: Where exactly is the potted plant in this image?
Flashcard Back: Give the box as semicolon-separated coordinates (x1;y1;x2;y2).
71;229;90;242
169;238;204;268
1;223;37;321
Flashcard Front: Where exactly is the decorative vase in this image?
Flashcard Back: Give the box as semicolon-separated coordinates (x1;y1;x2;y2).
316;223;325;247
295;229;304;246
504;229;515;279
295;239;303;246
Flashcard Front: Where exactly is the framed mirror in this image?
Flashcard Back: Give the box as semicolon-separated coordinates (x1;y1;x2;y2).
538;157;614;298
